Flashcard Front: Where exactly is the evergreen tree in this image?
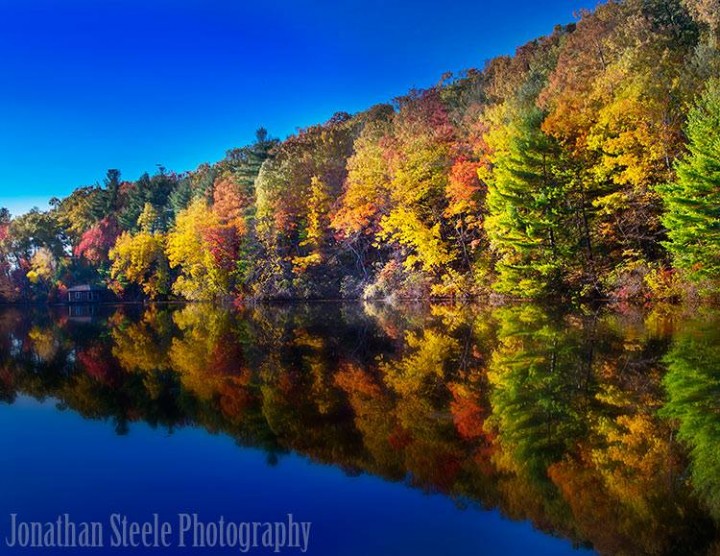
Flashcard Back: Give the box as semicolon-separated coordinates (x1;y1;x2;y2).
660;78;720;280
90;169;121;222
168;176;194;219
118;171;177;232
484;103;572;297
118;173;152;231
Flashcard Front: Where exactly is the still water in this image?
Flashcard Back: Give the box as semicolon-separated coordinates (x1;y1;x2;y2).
0;302;718;554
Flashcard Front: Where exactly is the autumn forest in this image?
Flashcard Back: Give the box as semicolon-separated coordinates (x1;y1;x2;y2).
2;0;720;303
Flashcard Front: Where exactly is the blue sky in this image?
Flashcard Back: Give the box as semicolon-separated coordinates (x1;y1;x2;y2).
0;0;592;216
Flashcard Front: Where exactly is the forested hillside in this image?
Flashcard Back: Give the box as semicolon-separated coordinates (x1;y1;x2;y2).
2;0;719;303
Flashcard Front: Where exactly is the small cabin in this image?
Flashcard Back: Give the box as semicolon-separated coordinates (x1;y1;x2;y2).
67;285;104;303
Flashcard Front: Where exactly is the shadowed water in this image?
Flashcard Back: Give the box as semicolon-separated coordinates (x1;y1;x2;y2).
1;302;719;555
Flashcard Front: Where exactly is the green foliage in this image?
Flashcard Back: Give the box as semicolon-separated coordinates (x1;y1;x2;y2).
662;313;720;519
118;171;177;232
168;177;194;218
7;209;64;261
90;169;122;221
487;305;591;477
659;78;720;281
484;103;572;297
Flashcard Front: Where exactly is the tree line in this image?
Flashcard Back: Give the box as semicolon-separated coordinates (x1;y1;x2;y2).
2;0;720;303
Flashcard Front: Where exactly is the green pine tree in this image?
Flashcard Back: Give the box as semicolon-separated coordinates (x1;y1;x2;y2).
484;103;573;298
660;78;720;281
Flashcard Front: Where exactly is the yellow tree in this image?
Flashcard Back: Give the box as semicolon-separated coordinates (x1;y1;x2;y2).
377;89;458;278
26;247;57;286
166;199;230;300
109;204;169;299
293;176;332;272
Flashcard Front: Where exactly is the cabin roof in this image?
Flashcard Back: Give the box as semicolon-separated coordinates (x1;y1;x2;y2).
67;285;104;292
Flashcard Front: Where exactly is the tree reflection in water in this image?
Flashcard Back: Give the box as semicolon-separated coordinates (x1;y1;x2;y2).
1;302;719;554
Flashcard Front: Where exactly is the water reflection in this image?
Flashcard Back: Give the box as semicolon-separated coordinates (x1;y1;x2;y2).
1;302;719;554
663;310;720;525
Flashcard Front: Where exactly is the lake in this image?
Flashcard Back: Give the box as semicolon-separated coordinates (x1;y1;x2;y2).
0;302;718;554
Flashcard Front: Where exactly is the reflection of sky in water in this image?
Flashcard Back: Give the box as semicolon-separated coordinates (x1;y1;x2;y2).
2;302;719;555
0;398;588;555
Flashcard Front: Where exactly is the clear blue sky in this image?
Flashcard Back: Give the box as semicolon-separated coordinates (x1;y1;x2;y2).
0;0;592;216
